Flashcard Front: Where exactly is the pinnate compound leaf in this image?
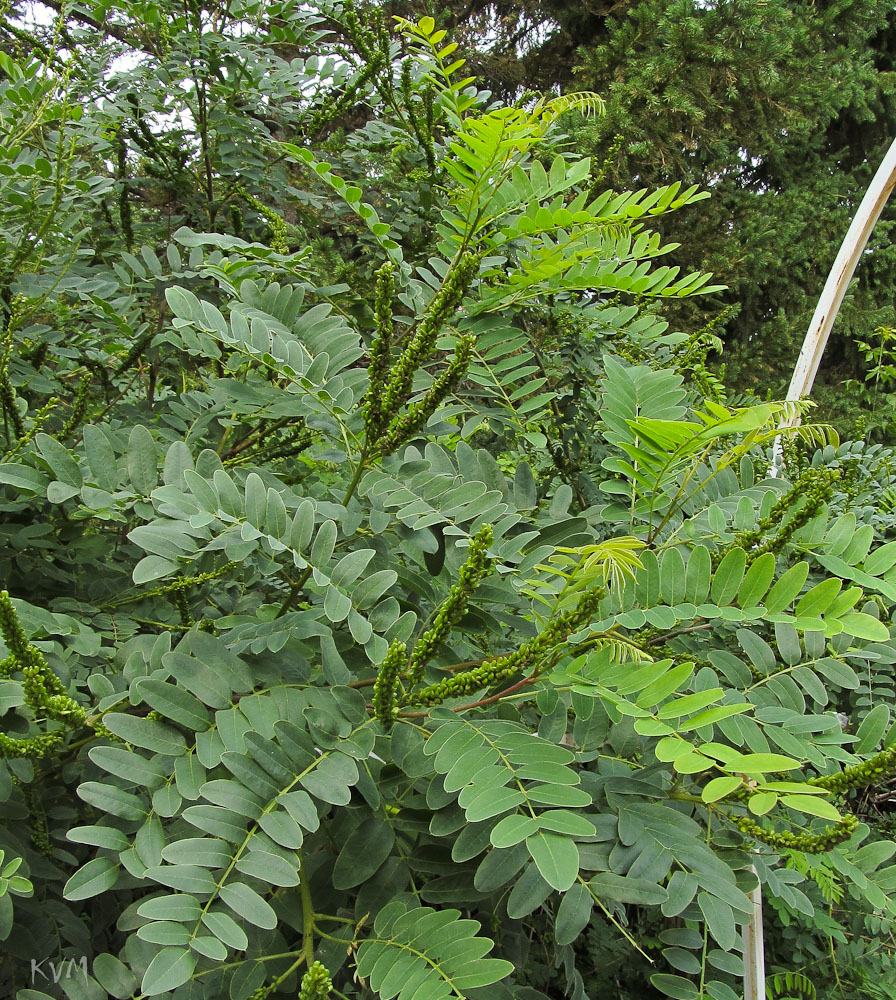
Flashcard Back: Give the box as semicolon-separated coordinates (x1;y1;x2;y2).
837;612;890;641
77;782;146;821
356;903;513;999
425;717;580;824
143;864;217;894
763;562;810;613
202;910;249;951
133;555;180;584
58;972;107;1000
474;843;529;892
748;791;777;816
102;713;187;755
137;894;202;922
856;703;890;752
137;921;191;946
698;892;737;951
235;850;301;886
136;678;211;731
535;809;596;837
723;753;801;773
0;463;50;493
68;826;130;850
816;657;859;689
88;746;168;787
711;548;746;606
491;814;539;848
737;552;776;608
191;935;228;961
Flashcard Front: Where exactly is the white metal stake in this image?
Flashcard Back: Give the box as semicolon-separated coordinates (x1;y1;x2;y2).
770;135;896;476
742;867;765;1000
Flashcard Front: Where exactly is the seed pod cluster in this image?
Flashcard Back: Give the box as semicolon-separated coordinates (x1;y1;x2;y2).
584;131;625;204
314;0;391;137
22;337;49;371
172;589;194;627
116;329;156;377
338;0;390;69
673;304;735;401
22;781;51;856
0;300;25;443
116;128;134;251
405;523;494;688
0;371;23;440
389;256;476;412
255;427;314;463
157;19;171;57
59;373;92;439
91;720;121;743
304;50;386;137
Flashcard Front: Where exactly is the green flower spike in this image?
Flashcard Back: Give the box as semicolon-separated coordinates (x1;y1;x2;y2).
405;522;494;688
373;639;408;728
299;961;333;1000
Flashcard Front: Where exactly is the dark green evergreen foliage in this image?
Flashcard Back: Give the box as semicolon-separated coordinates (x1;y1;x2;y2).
573;0;896;412
3;4;896;1000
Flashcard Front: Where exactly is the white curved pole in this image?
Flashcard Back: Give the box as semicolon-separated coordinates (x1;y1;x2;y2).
770;135;896;475
743;870;766;1000
758;136;896;995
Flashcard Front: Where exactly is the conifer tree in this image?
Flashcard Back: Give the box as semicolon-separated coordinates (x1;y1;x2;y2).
394;0;896;423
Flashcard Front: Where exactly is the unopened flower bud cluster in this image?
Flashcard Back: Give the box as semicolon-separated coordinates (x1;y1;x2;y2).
405;523;494;687
410;587;604;707
0;590;86;758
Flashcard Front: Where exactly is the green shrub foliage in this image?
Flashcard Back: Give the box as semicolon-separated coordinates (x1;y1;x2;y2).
1;6;896;1000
